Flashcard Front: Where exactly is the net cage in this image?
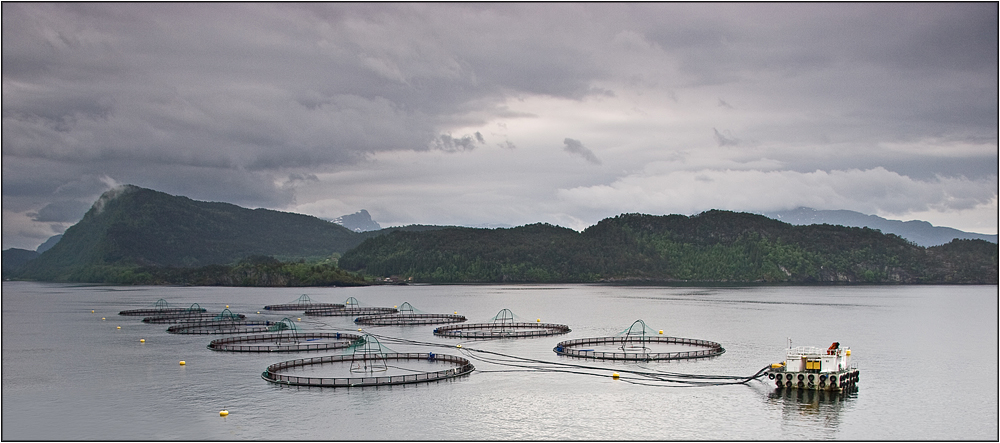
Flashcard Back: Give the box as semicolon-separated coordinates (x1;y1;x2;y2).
119;301;207;316
208;318;364;352
263;294;345;311
354;302;467;326
166;318;275;335
553;319;725;361
260;333;475;388
304;297;397;317
433;308;570;339
142;309;243;324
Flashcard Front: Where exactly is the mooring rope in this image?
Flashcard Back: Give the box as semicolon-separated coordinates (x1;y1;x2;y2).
365;332;771;388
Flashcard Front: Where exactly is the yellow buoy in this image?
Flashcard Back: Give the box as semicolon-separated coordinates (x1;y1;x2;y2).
257;311;261;314
394;305;398;308
297;318;301;321
179;361;186;365
92;310;95;313
219;410;229;417
225;305;229;308
536;318;541;322
101;317;106;321
658;330;663;334
454;311;458;314
612;372;620;380
456;344;462;348
117;326;121;329
358;328;362;332
140;339;145;343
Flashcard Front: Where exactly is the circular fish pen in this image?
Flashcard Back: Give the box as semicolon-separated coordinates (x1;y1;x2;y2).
354;302;467;326
553;320;725;361
208;319;364;352
119;301;206;316
261;335;474;387
264;294;344;311
304;297;397;317
306;307;398;317
166;318;274;335
143;310;246;324
433;309;570;339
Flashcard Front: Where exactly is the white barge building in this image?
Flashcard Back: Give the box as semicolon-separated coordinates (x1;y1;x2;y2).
768;342;859;391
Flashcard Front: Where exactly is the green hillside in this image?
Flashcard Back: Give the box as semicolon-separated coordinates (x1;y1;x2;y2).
339;211;998;284
2;248;39;277
11;186;996;286
16;185;365;282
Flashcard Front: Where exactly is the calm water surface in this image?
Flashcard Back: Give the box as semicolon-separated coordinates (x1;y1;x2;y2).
2;282;997;440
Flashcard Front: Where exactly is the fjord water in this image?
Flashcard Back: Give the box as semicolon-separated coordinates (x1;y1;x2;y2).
2;282;996;440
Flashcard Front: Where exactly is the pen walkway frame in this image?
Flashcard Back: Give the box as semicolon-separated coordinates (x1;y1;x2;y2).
553;336;725;361
209;332;364;352
261;352;475;387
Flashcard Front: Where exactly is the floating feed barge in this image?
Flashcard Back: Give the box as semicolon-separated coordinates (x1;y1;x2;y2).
354;302;467;326
553;320;725;361
260;334;474;387
119;300;206;316
768;342;859;391
433;309;570;339
304;297;397;317
208;319;364;352
263;294;344;311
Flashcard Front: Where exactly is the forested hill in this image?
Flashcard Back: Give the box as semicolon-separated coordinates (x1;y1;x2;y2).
9;186;997;285
339;211;998;284
15;185;366;281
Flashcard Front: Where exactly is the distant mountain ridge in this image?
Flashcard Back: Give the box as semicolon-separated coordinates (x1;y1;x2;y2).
330;210;381;232
36;234;63;253
763;207;997;247
5;185;996;284
13;185;367;281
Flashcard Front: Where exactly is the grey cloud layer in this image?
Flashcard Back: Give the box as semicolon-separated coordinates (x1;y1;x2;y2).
563;138;601;165
2;3;996;248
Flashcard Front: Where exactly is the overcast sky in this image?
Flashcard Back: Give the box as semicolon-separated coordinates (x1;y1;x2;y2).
3;3;997;249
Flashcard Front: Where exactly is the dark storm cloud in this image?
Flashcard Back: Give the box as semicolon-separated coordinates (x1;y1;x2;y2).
1;4;613;175
645;3;997;143
563;138;601;165
435;133;486;152
713;129;739;147
2;3;996;247
28;200;92;223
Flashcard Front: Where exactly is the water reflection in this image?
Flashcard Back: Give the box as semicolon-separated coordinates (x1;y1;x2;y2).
769;387;857;437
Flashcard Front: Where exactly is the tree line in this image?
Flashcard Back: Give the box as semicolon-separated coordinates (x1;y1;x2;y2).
338;211;997;284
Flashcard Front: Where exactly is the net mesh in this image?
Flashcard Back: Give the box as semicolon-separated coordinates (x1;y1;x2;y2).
350;334;393;373
615;319;661;353
213;308;242;321
267;318;300;332
489;308;525;324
